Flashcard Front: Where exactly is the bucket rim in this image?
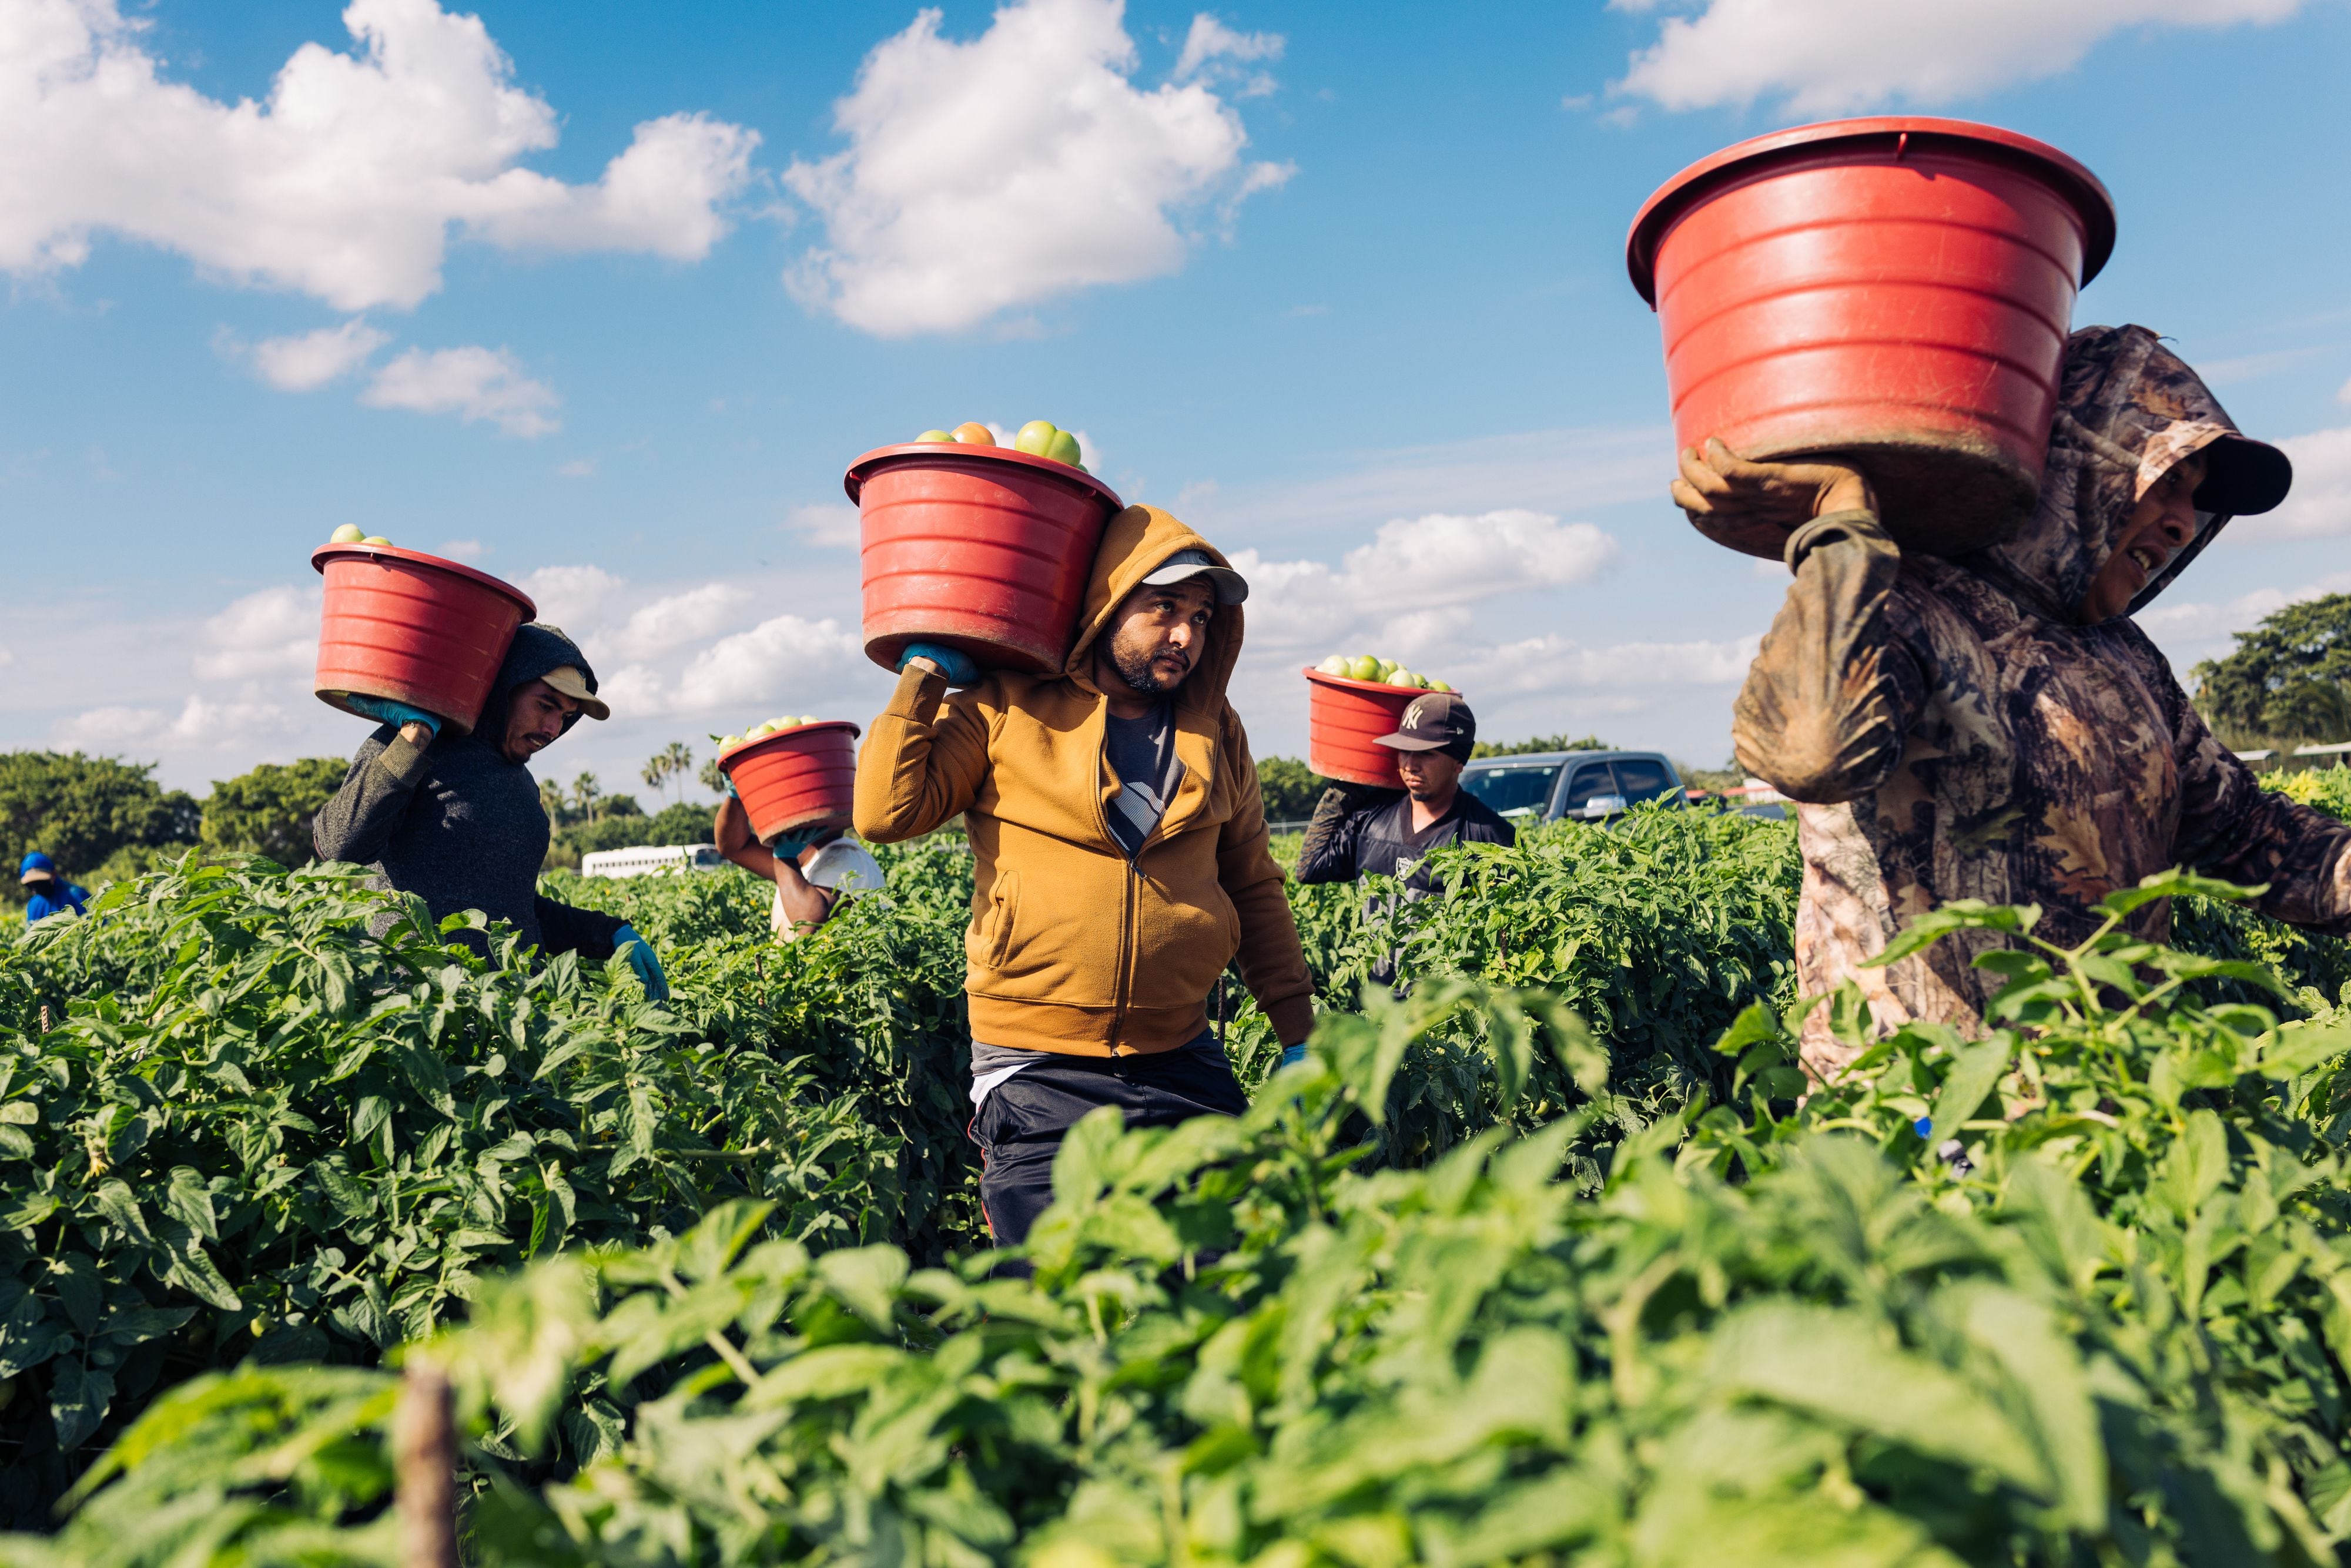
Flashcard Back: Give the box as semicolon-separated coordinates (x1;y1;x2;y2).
1626;115;2116;307
843;442;1125;512
310;542;539;620
1302;665;1449;699
717;719;863;769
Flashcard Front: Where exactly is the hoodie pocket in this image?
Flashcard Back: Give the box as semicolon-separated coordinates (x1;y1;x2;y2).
980;870;1022;969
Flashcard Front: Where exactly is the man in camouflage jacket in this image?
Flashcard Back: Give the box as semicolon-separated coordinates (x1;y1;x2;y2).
1680;324;2333;1078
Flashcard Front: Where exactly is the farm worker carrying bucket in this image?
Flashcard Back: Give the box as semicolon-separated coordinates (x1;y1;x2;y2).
1294;692;1516;991
1700;324;2331;1084
853;515;1314;1259
18;852;88;922
312;623;669;1000
713;794;883;943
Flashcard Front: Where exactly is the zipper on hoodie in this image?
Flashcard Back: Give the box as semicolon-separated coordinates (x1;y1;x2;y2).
1095;725;1142;1058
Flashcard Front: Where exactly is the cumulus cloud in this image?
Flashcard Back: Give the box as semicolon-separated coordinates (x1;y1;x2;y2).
783;0;1291;336
360;346;559;437
0;0;759;310
2228;426;2351;541
54;692;300;753
519;564;625;629
1611;0;2308;114
1451;633;1761;693
247;318;390;390
788;503;863;548
1230;510;1620;652
608;584;756;661
193;584;319;681
672;615;864;712
1174;14;1283;92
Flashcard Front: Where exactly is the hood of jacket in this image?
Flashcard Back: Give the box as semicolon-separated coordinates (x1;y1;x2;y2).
1975;323;2292;623
1062;505;1246;714
470;622;601;751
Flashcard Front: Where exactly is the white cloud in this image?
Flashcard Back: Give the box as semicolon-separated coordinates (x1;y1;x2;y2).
520;564;625;629
248;318;390;390
1612;0;2308;113
2229;426;2351;541
1230;509;1619;651
193;584;317;681
788;503;863;548
555;458;598;480
609;583;756;661
53;692;299;753
1174;14;1283;92
1455;632;1761;693
672;615;863;711
2339;374;2351;406
436;538;487;561
1;0;760;310
360;346;558;437
782;0;1291;336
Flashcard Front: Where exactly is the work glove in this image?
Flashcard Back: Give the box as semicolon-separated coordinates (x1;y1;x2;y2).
1278;1043;1308;1069
612;923;669;1003
897;641;980;686
721;773;739;799
769;826;822;862
347;696;440;738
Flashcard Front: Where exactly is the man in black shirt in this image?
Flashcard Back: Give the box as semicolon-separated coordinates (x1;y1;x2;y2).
1295;692;1515;997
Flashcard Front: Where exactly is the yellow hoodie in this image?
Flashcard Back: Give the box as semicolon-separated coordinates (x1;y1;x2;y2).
855;505;1315;1057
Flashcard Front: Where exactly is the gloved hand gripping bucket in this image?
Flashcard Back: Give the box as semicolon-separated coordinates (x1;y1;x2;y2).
721;722;861;844
310;543;538;735
846;444;1125;676
1304;667;1419;789
1627;116;2116;557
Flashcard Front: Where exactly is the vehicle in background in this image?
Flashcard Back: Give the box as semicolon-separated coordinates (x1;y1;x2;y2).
1690;777;1790;821
581;843;724;879
1457;750;1684;824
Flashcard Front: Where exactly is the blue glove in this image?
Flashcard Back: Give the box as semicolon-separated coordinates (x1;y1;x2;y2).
770;827;822;861
613;924;669;1003
347;695;440;738
721;773;739;799
897;642;980;686
1279;1043;1308;1069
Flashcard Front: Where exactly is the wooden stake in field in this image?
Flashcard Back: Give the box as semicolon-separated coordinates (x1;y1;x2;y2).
394;1361;458;1568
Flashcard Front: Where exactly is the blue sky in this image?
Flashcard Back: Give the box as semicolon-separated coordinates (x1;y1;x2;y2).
5;0;2349;799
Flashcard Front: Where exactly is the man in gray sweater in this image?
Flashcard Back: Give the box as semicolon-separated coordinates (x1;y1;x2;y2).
313;622;667;995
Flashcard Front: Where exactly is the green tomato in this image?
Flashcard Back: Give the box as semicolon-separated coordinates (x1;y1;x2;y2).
329;523;364;544
1391;669;1422;689
915;429;955;443
1046;428;1083;467
1014;420;1059;456
360;535;392;546
1345;655;1381;682
1315;654;1351;675
1426;678;1453;693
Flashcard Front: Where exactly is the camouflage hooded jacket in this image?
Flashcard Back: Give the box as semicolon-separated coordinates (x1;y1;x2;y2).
1731;325;2340;1077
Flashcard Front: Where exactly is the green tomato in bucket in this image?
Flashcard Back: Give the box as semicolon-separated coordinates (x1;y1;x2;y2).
1014;420;1059;456
1345;655;1381;682
329;523;364;544
1046;429;1082;467
1315;654;1350;676
915;429;955;443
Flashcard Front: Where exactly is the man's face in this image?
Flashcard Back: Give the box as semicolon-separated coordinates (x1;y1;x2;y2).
1103;580;1217;696
1395;749;1462;802
502;679;580;763
2081;450;2208;623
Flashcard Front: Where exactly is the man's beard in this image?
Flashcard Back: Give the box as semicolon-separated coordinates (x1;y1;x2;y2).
1110;635;1188;696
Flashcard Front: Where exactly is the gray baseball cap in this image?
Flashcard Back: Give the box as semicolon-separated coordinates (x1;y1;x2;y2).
1139;547;1248;605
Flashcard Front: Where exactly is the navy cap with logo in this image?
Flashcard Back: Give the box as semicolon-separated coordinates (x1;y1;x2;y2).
1138;547;1249;605
1376;692;1476;761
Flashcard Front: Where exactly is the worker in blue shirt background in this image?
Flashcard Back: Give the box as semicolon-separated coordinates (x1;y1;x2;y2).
19;852;88;922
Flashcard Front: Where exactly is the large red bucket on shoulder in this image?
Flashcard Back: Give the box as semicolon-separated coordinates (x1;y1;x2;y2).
719;722;861;843
310;544;537;736
1304;668;1422;789
1627;117;2116;558
846;444;1124;677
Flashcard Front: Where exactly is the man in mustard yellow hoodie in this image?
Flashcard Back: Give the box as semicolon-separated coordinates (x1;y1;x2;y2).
856;505;1315;1250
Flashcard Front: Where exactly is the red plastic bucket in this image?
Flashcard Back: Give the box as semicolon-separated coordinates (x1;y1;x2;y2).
1627;117;2115;557
310;544;537;735
1305;668;1424;788
845;444;1124;676
719;722;861;843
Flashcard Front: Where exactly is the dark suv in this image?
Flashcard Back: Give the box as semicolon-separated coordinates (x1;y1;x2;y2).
1456;749;1685;824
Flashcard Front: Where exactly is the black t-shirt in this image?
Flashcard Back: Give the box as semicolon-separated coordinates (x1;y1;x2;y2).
1103;702;1183;856
1296;787;1516;896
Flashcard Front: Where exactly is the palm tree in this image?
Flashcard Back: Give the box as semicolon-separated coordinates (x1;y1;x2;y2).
661;742;692;805
538;779;570;826
570;772;602;825
699;757;728;797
